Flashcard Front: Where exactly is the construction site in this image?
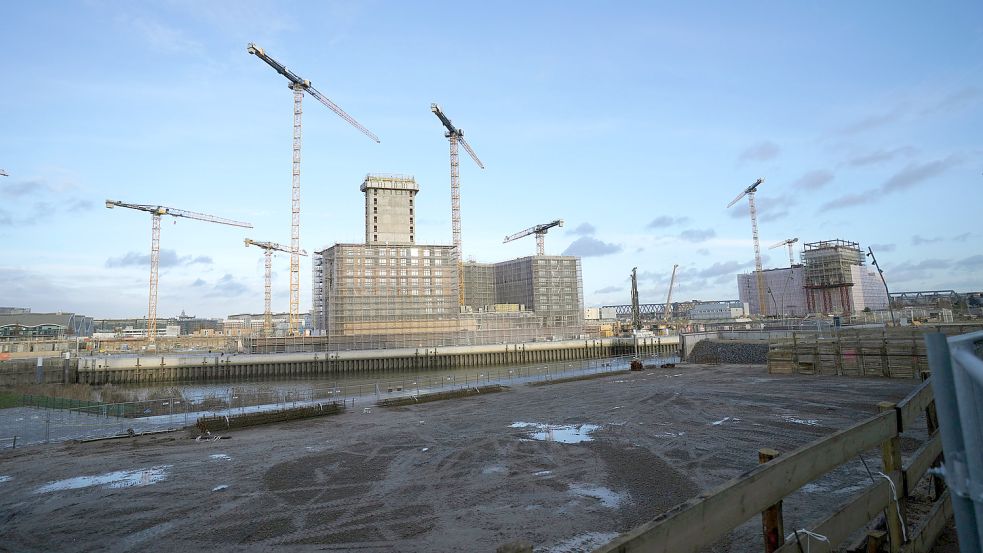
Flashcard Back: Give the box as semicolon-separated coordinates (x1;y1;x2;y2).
1;25;981;553
0;363;955;552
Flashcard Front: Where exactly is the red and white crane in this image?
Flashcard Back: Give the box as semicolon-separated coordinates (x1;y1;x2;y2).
503;219;563;256
431;103;484;305
726;178;768;316
247;43;380;335
106;200;252;343
244;238;307;337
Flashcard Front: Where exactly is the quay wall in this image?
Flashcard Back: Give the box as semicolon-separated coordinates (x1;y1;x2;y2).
75;336;680;385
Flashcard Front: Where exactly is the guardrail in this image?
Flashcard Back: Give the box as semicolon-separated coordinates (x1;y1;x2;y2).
595;373;949;553
925;331;983;550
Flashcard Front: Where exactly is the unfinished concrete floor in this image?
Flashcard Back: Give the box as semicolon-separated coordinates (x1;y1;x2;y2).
0;364;924;552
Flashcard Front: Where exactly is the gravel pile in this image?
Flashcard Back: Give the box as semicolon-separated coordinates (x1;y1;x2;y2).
688;339;769;365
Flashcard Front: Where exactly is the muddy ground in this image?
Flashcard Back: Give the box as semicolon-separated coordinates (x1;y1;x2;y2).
0;364;931;552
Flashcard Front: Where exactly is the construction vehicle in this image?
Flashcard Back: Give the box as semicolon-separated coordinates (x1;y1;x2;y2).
244;239;307;336
105;200;252;344
247;42;379;335
726;178;767;316
503;220;563;255
431;103;484;306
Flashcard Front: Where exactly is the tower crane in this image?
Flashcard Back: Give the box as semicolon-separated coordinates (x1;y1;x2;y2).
769;237;799;266
663;264;679;321
726;178;768;317
244;239;307;337
503;220;563;255
105;200;252;343
247;43;380;336
431;103;484;306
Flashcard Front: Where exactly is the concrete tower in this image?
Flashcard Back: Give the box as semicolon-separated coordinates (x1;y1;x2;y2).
361;174;419;245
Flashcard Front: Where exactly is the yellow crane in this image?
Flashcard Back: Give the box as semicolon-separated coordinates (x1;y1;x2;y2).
769;237;799;266
503;219;563;255
726;178;768;316
247;43;380;335
105;200;252;343
431;103;485;305
244;238;307;337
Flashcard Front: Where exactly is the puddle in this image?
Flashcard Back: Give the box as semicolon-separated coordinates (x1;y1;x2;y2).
481;464;506;475
568;484;627;508
35;465;171;493
212;484;228;492
783;417;821;426
543;531;620;553
421;447;429;452
510;422;600;444
534;470;553;477
800;482;827;494
655;431;685;437
711;417;741;426
0;475;11;483
209;454;231;461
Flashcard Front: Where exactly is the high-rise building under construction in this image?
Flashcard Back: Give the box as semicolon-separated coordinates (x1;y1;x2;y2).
312;174;584;350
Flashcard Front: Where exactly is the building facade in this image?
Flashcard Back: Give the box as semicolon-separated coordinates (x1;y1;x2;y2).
737;266;808;317
311;174;585;350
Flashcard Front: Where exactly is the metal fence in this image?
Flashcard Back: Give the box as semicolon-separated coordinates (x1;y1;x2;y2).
0;353;676;448
925;330;983;551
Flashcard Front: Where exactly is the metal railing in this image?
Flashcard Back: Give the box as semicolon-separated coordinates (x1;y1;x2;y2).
925;330;983;551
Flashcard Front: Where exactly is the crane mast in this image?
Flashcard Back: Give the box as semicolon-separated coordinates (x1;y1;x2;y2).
503;219;564;255
245;239;307;336
106;200;252;343
664;264;679;321
431;103;484;306
727;178;768;317
247;42;379;336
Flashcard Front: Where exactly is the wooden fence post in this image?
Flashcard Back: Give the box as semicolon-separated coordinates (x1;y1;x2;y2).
866;530;886;553
878;401;906;552
880;331;890;377
759;448;785;552
919;370;945;500
791;332;799;373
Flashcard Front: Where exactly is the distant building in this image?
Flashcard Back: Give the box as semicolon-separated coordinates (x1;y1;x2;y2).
737;239;889;317
0;311;94;339
688;300;749;320
738;266;808;317
311;174;585;350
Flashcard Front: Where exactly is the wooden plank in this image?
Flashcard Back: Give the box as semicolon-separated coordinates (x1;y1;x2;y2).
901;491;952;553
897;380;933;431
773;480;891;553
902;433;942;496
594;412;897;553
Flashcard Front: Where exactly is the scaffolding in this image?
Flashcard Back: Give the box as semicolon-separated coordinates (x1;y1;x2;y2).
802;239;864;314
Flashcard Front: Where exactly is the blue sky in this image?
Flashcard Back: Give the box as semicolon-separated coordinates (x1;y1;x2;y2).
1;1;981;318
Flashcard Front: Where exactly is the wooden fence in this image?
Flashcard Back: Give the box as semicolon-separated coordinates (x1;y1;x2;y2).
595;375;949;553
767;326;983;378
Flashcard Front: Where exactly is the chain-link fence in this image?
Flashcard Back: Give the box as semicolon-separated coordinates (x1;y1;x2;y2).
1;353;677;448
